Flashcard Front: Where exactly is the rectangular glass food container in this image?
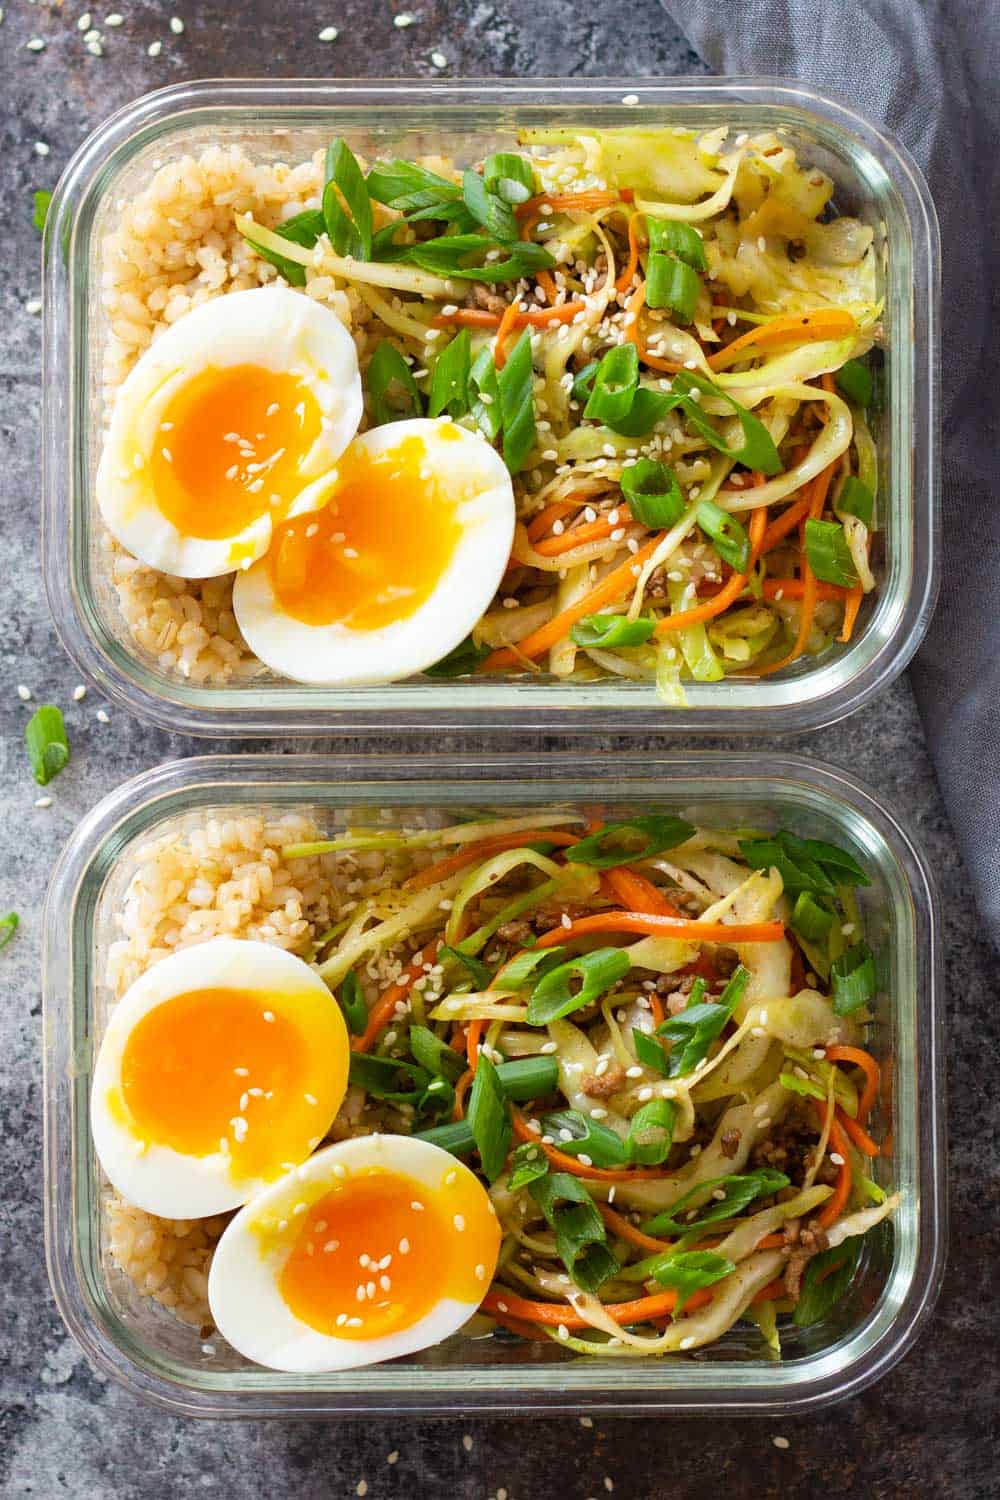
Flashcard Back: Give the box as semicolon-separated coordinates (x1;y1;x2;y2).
43;751;945;1417
42;78;939;738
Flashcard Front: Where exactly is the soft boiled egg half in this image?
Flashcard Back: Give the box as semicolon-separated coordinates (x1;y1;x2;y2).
96;287;363;578
208;1135;501;1372
232;417;516;685
90;938;349;1219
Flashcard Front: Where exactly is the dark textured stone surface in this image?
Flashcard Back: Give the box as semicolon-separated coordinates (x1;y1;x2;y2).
2;3;997;1496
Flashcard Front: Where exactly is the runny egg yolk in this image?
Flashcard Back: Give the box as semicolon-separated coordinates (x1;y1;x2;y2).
278;1167;500;1341
118;987;329;1181
148;365;322;540
267;434;461;631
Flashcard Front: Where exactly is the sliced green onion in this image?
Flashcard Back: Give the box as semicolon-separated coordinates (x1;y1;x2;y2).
407;235;555;283
643;1167;790;1237
620;459;686;528
242;212;319;286
525;947;631;1026
322;138;373;260
336;970;369;1035
696;498;751;572
540;1109;629;1167
739;833;837;898
607;386;674;438
409;1024;466;1083
493;1055;559;1101
25;705;69;786
831;942;877;1015
793;1235;863;1325
483;152;535;205
0;912;19;951
626;1098;676;1165
423;635;490;677
582;343;640;424
462;168;518;243
570;614;656;649
804;518;860;587
439;943;492;989
34;189;53;232
656;965;749;1078
427;328;472;419
466;1054;511;1181
652;1249;734;1311
632;1028;670;1077
348;1052;430;1102
566;815;694;870
646;218;707;270
570;361;600;405
508;1140;549;1191
791;891;835;942
669;371;782;475
367;340;424;426
497;329;536;474
779;1070;826;1101
529;1172;618;1293
414;1119;478;1156
799;837;870;887
366;159;464;214
497;947;566;990
837;475;874;528
646;252;701;322
469;345;502;440
418;1075;456;1117
835;359;873;408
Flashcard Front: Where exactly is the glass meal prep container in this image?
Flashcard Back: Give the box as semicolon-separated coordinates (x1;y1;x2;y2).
42;751;945;1417
42;78;939;738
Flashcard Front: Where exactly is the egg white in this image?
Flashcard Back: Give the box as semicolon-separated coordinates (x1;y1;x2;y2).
90;938;348;1219
208;1135;499;1373
96;287;363;578
231;417;515;686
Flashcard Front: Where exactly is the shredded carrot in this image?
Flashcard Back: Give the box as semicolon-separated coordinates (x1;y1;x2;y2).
599;1204;674;1254
603;867;683;920
452;1067;474;1121
515;189;632;220
493;297;522;370
751;1277;789;1305
623;282;685;373
526;500;582;544
481;1281;712;1329
706;309;857;371
511;1111;676;1181
761;578;851;602
404;829;580;891
614;210;641;295
532;910;786;947
813;1100;853;1228
835;1105;880;1158
533;505;636;557
756;493;814;553
353;939;440;1054
825;1044;881;1122
755;431;839;677
654;503;768;636
839;586;863;643
431;301;588;331
481;533;667;670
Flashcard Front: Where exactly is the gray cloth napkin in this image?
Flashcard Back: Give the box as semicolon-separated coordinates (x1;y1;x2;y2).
664;0;1000;947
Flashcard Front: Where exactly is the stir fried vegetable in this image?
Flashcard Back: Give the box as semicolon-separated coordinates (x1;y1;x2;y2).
235;124;881;705
290;808;896;1358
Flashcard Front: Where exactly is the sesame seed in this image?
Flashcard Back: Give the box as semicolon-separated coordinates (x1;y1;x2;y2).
73;685;87;701
78;13;92;28
394;11;416;25
453;1214;465;1231
105;13;124;25
462;1435;474;1453
356;1482;368;1497
636;1086;653;1103
170;15;184;32
399;1237;410;1253
679;1335;696;1349
35;142;50;157
35;796;53;809
262;1009;275;1022
16;684;32;702
430;50;447;67
830;1152;845;1165
25;299;42;315
387;1452;399;1466
318;25;339;40
773;1436;790;1450
621;93;639;105
625;1065;643;1079
347;1316;363;1328
26;38;46;52
96;708;110;724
